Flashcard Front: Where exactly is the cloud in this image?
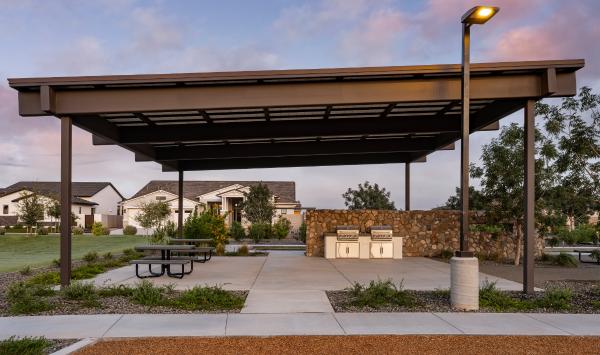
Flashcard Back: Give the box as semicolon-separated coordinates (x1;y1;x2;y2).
130;7;184;54
36;37;111;76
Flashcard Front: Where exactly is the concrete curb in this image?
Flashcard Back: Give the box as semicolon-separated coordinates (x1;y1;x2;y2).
50;338;97;355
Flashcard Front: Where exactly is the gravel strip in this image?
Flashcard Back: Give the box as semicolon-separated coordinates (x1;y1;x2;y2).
75;335;600;355
46;339;79;354
327;280;600;313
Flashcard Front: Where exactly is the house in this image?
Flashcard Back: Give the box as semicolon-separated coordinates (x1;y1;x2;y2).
121;180;303;233
0;181;124;228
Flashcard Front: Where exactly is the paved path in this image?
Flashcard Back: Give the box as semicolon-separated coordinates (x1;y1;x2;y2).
92;252;525;313
1;313;599;340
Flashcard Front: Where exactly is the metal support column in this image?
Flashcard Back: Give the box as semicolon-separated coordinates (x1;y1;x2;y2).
405;163;410;211
178;169;184;238
523;100;535;294
458;23;472;257
60;116;72;288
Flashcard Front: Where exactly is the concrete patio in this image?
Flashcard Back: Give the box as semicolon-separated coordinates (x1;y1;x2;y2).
91;251;525;313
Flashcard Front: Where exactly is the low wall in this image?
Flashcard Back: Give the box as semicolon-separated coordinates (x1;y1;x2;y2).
305;209;543;262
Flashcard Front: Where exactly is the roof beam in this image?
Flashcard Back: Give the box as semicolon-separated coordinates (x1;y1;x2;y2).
162;152;427;172
95;115;483;145
15;70;578;116
143;137;448;161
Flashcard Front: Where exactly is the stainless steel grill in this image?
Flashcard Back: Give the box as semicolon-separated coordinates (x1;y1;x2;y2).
370;226;393;241
337;225;359;241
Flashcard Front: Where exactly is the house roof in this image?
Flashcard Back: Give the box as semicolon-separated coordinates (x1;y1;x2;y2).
129;181;296;203
0;181;123;204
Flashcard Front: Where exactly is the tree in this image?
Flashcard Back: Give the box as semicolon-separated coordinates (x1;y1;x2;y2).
241;183;275;224
437;186;487;210
343;181;396;210
183;207;228;247
16;192;45;235
536;86;600;227
46;200;61;232
135;200;171;238
470;123;553;265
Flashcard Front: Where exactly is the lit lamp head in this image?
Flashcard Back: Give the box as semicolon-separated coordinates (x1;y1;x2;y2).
461;6;499;25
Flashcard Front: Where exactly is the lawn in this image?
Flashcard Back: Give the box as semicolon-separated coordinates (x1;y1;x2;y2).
0;234;145;272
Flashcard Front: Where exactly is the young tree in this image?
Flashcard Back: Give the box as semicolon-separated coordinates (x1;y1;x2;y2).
536;86;600;227
46;200;61;232
16;192;45;235
241;183;275;223
438;186;487;210
342;181;396;210
135;200;171;238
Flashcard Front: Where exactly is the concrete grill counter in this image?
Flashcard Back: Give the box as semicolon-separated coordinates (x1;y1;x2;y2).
324;228;403;259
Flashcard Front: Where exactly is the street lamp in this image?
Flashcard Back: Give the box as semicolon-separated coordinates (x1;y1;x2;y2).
451;6;499;311
457;5;499;258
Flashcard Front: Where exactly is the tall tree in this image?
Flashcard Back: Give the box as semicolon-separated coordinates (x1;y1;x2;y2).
343;181;396;210
16;192;45;235
536;86;600;227
241;183;275;223
438;186;487;210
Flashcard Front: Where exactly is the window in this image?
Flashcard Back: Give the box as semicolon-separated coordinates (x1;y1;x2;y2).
2;205;8;215
280;209;287;215
91;208;96;215
185;209;192;213
78;207;82;214
156;196;166;201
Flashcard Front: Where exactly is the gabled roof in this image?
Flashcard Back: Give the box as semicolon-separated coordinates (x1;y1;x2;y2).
10;193;97;206
0;181;124;201
129;181;296;203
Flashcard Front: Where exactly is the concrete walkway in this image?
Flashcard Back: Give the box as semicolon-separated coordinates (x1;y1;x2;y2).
1;313;599;340
91;252;525;313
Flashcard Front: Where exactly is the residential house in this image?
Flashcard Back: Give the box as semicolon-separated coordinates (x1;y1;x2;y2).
121;181;303;233
0;181;124;228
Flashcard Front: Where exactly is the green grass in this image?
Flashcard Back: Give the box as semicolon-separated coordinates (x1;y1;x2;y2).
0;235;144;272
0;336;52;355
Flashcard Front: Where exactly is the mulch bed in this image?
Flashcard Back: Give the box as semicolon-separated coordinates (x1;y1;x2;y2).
327;280;600;313
75;335;600;355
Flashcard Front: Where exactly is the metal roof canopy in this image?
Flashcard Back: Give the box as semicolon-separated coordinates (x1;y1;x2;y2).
8;59;584;172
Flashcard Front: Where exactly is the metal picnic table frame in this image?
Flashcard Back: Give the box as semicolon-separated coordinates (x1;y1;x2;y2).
134;244;195;278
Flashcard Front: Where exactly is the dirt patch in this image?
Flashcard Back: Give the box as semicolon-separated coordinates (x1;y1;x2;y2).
76;335;600;355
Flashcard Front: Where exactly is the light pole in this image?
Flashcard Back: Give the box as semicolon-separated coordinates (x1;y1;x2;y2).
450;6;499;310
457;6;499;257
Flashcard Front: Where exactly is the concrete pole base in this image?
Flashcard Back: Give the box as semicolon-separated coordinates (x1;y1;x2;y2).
450;256;479;310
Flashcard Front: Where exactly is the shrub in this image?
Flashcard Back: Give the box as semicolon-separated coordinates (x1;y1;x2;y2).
571;224;597;244
439;249;454;260
229;221;246;241
26;271;60;286
131;280;165;306
535;288;572;311
248;222;272;243
19;265;32;276
52;258;61;267
91;222;107;236
72;226;84;235
172;286;245;311
97;284;135;298
272;217;292;240
479;281;528;311
36;227;49;236
547;237;560;248
0;227;5;235
150;228;168;244
347;279;414;308
298;222;307;243
590;250;600;263
123;225;138;236
554;253;578;267
61;282;97;304
6;282;54;314
215;243;225;256
237;244;249;256
558;228;578;245
103;252;113;260
72;264;106;280
82;251;99;264
0;336;52;355
183;209;228;247
120;248;144;262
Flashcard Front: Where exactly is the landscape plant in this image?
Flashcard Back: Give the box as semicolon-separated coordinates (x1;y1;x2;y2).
348;279;414;308
134;200;171;237
16;192;45;235
0;336;52;355
248;222;271;243
343;181;396;210
272;217;292;239
172;285;245;311
183;208;228;248
229;221;246;241
91;222;109;236
72;226;84;235
298;222;307;243
240;183;275;223
123;225;137;236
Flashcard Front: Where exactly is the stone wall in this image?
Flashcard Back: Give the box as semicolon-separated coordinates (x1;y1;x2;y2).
305;209;543;261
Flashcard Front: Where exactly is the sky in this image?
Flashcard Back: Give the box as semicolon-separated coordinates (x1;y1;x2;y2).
1;0;599;209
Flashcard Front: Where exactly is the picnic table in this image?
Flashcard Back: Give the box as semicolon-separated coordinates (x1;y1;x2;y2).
169;238;212;245
132;244;195;278
573;249;600;264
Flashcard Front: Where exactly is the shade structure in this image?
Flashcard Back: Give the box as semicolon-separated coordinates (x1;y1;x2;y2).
9;59;583;171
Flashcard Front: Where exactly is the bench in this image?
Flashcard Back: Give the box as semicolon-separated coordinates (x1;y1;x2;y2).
129;259;192;279
171;247;215;263
573;250;600;265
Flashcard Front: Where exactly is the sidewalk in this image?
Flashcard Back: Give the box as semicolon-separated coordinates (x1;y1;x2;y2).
1;312;599;339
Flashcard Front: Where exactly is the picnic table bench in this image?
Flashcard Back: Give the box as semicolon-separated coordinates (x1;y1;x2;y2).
573;249;600;264
171;247;215;263
132;244;196;279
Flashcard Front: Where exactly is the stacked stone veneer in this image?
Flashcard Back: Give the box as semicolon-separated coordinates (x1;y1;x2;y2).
305;209;543;261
